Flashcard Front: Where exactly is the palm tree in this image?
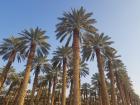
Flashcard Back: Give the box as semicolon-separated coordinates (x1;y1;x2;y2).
82;33;114;105
56;7;96;105
0;36;24;90
67;60;89;105
3;71;23;105
16;27;50;105
50;66;60;105
81;83;90;105
91;73;102;105
30;56;49;105
52;46;72;105
105;47;119;105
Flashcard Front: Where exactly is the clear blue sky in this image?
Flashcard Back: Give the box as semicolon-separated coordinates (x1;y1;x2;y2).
0;0;140;95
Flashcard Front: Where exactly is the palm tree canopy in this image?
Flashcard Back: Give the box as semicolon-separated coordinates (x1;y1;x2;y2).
52;46;72;67
56;7;97;46
68;60;89;78
19;27;51;57
91;73;100;86
0;36;25;62
32;56;49;74
82;33;114;61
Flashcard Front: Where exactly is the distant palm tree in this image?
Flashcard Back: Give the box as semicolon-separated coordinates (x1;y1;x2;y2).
105;47;120;105
52;46;72;105
67;60;89;105
91;73;102;105
56;7;96;105
30;56;49;105
16;27;50;105
0;36;24;90
3;71;23;105
50;66;60;105
81;83;90;105
82;33;114;105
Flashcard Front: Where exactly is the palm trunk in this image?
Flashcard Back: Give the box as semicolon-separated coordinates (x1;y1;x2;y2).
3;82;14;105
62;58;67;105
30;66;40;105
51;77;56;105
16;42;36;105
108;60;117;105
95;48;110;105
13;81;23;105
47;80;52;105
123;84;131;105
44;86;48;105
115;71;127;105
98;80;102;105
73;28;80;105
0;51;16;91
35;86;43;105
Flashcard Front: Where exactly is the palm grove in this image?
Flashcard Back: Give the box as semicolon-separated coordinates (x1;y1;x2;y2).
0;7;139;105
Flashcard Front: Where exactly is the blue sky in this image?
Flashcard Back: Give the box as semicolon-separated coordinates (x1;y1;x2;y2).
0;0;140;95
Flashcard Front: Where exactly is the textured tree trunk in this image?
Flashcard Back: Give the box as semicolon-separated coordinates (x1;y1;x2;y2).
13;81;23;105
98;85;102;105
123;84;131;105
35;86;43;105
3;82;14;105
115;71;127;105
62;58;67;105
44;86;48;105
51;77;56;105
95;48;110;105
108;60;117;105
11;87;19;105
16;42;36;105
30;66;40;105
47;80;52;105
0;51;16;91
73;28;80;105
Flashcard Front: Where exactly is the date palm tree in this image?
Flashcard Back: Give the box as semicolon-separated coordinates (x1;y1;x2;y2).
81;83;90;105
91;73;102;105
30;56;49;105
56;7;96;105
105;47;120;105
16;27;50;105
52;46;72;105
67;60;89;105
0;36;24;90
3;71;23;105
82;33;114;105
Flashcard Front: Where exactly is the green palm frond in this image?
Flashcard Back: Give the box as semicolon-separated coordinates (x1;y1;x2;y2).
0;36;25;62
82;32;114;61
18;27;51;57
56;7;97;46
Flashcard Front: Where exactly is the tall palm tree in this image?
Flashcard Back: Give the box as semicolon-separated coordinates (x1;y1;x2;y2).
67;60;89;105
0;36;24;90
16;27;50;105
82;33;114;105
105;47;119;105
50;66;60;105
30;56;49;105
52;46;72;105
56;7;96;105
